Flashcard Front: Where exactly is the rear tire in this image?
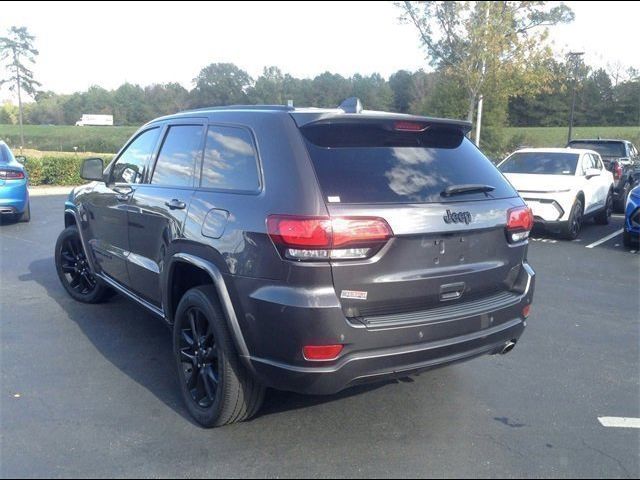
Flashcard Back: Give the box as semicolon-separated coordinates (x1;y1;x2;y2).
174;285;265;428
594;192;613;225
55;225;112;303
560;198;584;240
18;201;30;223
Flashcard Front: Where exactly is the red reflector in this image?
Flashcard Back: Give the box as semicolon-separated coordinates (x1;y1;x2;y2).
267;215;392;249
303;344;343;361
507;206;533;231
0;170;24;179
394;121;427;132
522;304;531;318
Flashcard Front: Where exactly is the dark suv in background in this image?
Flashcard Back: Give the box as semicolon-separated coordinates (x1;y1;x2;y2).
55;100;536;427
567;139;640;211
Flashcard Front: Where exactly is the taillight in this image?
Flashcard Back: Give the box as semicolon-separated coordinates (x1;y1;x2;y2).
267;215;393;261
303;344;343;361
613;162;623;180
0;169;25;180
506;206;533;243
394;121;428;132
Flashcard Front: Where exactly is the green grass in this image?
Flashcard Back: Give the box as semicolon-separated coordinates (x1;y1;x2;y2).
0;124;137;153
503;126;640;148
1;123;638;155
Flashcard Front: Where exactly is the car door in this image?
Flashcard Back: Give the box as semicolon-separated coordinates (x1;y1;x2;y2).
592;153;610;205
84;127;161;286
126;121;205;307
580;153;601;214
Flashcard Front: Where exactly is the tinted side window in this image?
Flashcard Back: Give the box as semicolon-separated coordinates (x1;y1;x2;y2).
152;125;204;187
112;128;160;184
201;126;260;192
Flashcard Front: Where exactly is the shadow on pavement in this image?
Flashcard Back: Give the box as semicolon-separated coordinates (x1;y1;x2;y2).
20;256;400;425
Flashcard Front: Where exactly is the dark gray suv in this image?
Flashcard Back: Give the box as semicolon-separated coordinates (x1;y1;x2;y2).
55;100;536;427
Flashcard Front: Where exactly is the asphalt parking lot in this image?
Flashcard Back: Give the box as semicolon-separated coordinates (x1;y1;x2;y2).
1;194;638;478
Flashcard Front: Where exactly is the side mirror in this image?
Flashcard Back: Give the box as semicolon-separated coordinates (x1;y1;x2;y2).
14;155;26;164
585;168;601;179
80;157;105;182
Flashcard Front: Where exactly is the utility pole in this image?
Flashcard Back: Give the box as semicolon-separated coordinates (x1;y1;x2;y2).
567;51;584;144
474;3;491;147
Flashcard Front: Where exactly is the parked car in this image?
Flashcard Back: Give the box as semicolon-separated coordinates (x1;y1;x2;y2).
55;100;536;427
623;184;640;248
567;139;640;212
0;141;30;223
498;148;614;240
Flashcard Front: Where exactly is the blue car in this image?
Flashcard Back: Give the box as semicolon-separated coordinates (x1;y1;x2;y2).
623;184;640;248
0;141;30;223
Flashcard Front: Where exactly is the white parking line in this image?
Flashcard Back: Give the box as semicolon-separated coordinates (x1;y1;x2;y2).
585;229;624;249
598;417;640;429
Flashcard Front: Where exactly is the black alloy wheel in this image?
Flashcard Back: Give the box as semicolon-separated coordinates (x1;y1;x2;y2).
178;307;221;409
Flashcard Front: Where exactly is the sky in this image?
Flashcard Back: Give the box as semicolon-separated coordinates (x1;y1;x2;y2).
1;1;639;100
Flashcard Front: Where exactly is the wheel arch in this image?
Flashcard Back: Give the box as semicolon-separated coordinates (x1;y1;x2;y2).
164;253;253;371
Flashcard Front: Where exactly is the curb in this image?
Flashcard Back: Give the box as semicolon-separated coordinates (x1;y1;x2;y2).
29;186;80;197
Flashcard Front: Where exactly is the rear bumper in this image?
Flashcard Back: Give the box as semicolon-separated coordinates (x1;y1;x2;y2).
234;262;535;395
0;182;29;214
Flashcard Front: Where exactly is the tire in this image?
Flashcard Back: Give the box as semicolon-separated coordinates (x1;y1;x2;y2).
594;191;613;225
623;230;637;249
615;182;630;213
173;285;265;428
560;198;584;240
18;201;30;223
55;225;112;303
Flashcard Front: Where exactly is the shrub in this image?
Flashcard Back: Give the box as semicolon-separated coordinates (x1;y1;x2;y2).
23;154;114;186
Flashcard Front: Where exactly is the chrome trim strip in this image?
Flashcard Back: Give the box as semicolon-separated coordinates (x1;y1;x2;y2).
95;272;165;319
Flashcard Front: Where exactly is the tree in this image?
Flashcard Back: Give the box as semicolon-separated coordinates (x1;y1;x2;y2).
0;26;41;150
397;1;574;128
249;66;286;104
190;63;253;108
389;70;415;113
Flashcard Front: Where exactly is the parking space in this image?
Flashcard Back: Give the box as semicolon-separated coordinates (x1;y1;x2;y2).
1;195;638;478
531;214;636;254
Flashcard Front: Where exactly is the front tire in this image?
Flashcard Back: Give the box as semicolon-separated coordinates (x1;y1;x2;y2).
623;230;637;249
55;225;112;303
561;198;584;240
174;285;265;428
615;182;630;213
594;192;613;225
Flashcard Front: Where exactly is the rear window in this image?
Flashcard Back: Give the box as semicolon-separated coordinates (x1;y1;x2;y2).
499;152;579;176
568;141;626;158
301;124;516;204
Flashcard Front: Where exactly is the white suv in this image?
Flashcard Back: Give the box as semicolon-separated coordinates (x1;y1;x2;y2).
498;148;614;239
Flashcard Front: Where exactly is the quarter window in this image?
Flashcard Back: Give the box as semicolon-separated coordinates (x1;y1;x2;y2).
111;128;160;184
201;126;260;192
152;125;204;187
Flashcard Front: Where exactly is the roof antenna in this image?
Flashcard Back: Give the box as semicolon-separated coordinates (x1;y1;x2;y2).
338;97;363;114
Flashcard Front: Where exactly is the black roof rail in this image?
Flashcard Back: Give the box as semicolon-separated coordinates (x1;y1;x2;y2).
338;97;363;114
182;104;295;113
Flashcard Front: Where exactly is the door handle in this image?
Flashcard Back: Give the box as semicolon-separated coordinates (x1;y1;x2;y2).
113;186;133;202
165;199;187;210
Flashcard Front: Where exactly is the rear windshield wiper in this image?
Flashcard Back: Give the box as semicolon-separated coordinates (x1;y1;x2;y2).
441;184;495;197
